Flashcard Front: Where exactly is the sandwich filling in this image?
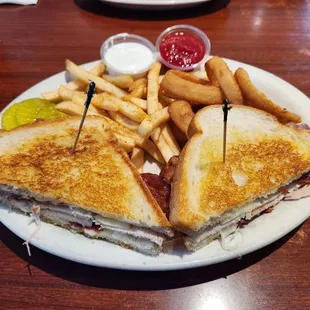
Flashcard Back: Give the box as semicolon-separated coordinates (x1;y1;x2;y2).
0;186;166;256
184;172;310;251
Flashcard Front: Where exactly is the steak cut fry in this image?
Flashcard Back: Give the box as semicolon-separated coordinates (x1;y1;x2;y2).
168;100;194;135
161;70;224;105
205;56;244;105
235;67;301;123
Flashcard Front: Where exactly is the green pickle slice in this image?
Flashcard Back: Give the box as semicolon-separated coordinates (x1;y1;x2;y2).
1;104;19;130
2;98;65;130
16;98;46;126
36;102;64;120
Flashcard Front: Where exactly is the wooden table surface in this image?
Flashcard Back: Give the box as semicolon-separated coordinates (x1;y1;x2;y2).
0;0;309;309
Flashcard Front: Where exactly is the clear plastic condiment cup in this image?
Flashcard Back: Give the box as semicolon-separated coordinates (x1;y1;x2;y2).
100;33;157;79
156;24;211;71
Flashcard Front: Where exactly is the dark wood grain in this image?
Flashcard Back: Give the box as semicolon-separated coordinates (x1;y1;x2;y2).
0;0;309;309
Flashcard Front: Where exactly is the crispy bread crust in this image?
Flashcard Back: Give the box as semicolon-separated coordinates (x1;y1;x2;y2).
0;116;172;235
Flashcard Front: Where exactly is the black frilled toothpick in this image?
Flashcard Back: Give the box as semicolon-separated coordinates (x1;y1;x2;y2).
222;99;232;163
71;81;96;154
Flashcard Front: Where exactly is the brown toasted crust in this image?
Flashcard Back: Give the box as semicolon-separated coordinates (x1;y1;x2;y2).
188;104;280;136
169;134;205;234
119;138;173;232
0;116;172;235
170;105;310;234
0;115;102;134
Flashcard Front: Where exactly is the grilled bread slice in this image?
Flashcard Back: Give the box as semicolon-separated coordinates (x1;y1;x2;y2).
169;105;310;244
0;116;173;255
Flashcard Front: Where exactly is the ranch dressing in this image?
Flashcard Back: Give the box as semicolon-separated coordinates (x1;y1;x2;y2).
104;42;154;74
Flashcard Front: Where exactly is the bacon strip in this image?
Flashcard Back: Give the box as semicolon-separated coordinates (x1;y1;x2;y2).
141;173;171;217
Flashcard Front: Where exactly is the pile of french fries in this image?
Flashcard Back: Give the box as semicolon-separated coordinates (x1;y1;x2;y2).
42;56;302;172
42;59;180;172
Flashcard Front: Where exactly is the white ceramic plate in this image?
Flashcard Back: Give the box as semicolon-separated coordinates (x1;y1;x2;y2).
98;0;212;9
1;58;310;271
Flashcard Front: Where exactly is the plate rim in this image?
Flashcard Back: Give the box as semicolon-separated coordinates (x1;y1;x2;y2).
1;206;309;271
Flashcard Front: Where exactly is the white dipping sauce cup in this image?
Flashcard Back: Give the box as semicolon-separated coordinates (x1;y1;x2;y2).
101;33;157;79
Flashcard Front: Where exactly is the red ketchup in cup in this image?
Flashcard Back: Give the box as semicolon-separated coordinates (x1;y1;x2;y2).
156;25;211;71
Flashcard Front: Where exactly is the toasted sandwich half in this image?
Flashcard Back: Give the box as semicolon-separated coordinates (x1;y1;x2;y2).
169;105;310;251
0;116;173;256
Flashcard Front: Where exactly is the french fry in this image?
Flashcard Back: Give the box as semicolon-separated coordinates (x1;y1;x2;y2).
71;93;89;106
129;85;145;99
157;101;164;110
56;101;84;116
131;147;145;173
152;104;180;155
138;116;153;139
113;133;135;153
159;96;175;107
91;105;111;118
147;61;177;162
172;70;210;85
138;107;170;139
102;116;165;164
108;111;140;131
102;74;134;89
65;59;127;98
205;56;244;105
161;70;224;105
205;62;220;87
42;90;61;103
64;79;87;91
56;101;103;116
159;75;164;84
191;69;209;80
151;107;170;127
168;100;194;134
129;78;147;92
91;93;119;112
142;87;148;99
58;85;84;101
42;62;106;102
160;124;181;156
97;108;109;117
151;126;175;163
140;139;165;164
65;62;106;90
158;89;175;106
147;61;162;114
72;93;118;112
89;61;106;76
71;94;106;115
234;67;301;123
151;112;181;158
123;97;147;111
92;92;147;123
117;97;147;123
170;123;188;145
